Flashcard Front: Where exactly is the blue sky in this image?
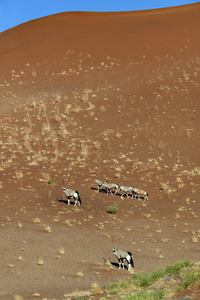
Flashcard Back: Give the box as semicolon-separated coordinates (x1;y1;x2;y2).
0;0;198;33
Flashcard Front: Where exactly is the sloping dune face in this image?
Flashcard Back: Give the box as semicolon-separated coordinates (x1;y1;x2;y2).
0;4;200;299
0;4;200;69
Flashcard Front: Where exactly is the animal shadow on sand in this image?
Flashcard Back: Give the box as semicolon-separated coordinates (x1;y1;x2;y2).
103;258;132;270
111;261;130;270
91;187;124;196
57;197;77;206
91;187;145;200
91;187;108;194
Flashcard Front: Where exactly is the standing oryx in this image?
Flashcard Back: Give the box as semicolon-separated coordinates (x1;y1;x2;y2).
133;187;149;201
102;182;119;195
112;247;134;271
62;185;82;206
118;185;135;198
93;177;107;192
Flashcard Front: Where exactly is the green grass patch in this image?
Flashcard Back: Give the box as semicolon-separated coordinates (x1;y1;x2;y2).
134;268;166;288
107;206;118;214
165;259;193;276
48;179;58;185
107;280;132;295
124;289;165;300
177;268;200;292
75;260;199;300
106;259;195;299
134;259;193;288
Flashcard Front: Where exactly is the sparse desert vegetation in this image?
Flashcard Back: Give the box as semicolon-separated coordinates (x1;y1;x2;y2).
63;260;200;299
0;3;200;299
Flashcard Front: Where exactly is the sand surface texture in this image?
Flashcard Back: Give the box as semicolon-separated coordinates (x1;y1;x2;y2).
0;3;200;299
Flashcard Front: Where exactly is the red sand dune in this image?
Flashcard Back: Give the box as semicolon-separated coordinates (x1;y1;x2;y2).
0;3;199;69
0;3;200;299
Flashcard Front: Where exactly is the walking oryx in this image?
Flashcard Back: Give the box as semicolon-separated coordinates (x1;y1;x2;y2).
93;177;107;192
112;247;134;271
133;187;149;201
118;185;135;198
102;182;119;195
62;186;82;206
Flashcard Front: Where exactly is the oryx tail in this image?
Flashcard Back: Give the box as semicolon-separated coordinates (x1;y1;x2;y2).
127;251;134;269
76;191;82;205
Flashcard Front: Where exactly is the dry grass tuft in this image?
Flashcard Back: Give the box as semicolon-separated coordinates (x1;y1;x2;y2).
44;225;52;233
80;143;89;159
158;140;167;151
38;259;44;265
33;217;41;224
77;271;84;277
91;282;103;295
14;295;24;300
58;247;65;255
191;236;198;243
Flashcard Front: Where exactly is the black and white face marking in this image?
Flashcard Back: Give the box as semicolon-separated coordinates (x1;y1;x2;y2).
112;247;118;254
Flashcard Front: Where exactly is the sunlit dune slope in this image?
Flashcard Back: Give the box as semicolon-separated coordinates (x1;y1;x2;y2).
0;3;199;70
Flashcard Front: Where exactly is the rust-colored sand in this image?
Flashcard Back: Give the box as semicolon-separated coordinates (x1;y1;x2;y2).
0;3;200;299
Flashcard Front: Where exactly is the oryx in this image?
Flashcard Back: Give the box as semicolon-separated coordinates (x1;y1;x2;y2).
118;185;135;198
112;247;134;271
102;182;119;195
93;177;107;192
62;186;81;206
133;187;149;201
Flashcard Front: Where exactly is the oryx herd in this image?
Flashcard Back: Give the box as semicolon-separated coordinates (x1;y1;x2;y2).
61;177;148;206
60;176;148;272
93;177;149;201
